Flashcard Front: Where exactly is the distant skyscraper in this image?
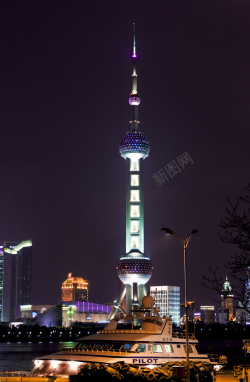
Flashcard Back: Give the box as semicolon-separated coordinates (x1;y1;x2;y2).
245;267;250;324
221;276;234;321
150;286;180;327
0;240;32;322
109;25;153;319
61;273;88;302
200;306;215;324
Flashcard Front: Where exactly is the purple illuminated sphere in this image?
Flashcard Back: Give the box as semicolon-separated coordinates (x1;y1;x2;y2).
117;256;153;285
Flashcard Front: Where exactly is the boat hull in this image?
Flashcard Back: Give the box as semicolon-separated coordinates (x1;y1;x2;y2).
33;351;210;375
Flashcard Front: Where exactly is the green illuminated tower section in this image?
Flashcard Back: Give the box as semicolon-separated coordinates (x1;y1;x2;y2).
109;25;153;319
122;28;148;257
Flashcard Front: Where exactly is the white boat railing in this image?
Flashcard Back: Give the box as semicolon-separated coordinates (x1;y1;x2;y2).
207;353;227;364
62;348;136;353
0;371;33;377
99;329;161;334
172;332;196;340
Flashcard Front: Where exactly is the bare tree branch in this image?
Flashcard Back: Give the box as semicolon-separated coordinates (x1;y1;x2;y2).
203;183;250;313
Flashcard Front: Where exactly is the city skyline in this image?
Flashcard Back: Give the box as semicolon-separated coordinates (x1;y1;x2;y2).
1;1;250;309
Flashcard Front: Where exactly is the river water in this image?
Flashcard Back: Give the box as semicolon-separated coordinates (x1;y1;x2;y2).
0;342;75;372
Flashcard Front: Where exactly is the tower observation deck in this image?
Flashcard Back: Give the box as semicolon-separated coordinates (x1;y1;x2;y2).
109;25;153;319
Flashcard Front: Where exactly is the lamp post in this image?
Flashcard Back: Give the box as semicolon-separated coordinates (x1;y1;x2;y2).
161;228;198;382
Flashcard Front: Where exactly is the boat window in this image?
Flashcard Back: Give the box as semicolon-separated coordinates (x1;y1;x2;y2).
76;342;87;350
183;345;193;353
164;344;173;353
104;343;111;350
111;343;124;350
92;343;102;350
153;344;163;353
177;345;181;348
148;345;151;351
86;343;94;350
136;344;146;352
122;343;132;351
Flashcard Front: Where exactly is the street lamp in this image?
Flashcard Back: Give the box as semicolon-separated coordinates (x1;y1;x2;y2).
161;228;198;382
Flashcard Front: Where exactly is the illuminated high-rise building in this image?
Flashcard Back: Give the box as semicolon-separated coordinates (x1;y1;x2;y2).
61;273;88;302
200;306;215;324
150;286;180;327
221;276;234;321
0;240;32;322
109;25;153;319
244;267;250;324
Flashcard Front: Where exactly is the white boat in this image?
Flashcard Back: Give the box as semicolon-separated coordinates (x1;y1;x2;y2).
32;296;224;376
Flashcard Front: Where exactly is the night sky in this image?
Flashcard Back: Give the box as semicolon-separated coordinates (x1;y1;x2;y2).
1;0;250;311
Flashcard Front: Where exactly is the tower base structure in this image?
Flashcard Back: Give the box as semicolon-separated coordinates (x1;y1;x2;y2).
108;282;148;320
109;252;152;320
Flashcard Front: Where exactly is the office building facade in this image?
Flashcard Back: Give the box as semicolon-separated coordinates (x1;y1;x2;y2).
61;273;88;302
200;306;215;324
221;276;234;321
245;267;250;324
0;240;32;322
150;286;180;327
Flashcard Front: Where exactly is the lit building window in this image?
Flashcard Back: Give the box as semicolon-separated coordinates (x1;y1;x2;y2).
130;160;139;171
131;175;139;187
130;221;139;233
131;236;139;248
130;190;140;202
131;205;139;217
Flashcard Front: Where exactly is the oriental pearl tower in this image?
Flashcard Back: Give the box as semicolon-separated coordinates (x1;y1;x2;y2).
109;25;153;319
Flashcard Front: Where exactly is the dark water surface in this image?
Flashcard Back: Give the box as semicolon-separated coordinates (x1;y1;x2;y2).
197;339;243;360
0;342;75;372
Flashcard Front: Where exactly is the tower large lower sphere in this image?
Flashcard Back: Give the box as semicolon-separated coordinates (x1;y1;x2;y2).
109;25;153;319
117;255;153;312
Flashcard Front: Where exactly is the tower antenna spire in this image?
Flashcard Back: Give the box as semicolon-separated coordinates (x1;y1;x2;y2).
129;23;140;131
133;23;137;58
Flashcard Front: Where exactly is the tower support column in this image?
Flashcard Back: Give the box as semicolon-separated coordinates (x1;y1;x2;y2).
132;282;139;307
126;285;132;314
139;284;147;306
